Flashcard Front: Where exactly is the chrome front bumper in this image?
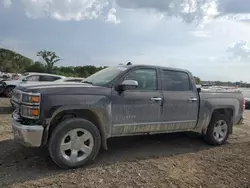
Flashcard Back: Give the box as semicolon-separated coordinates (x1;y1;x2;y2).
12;119;44;147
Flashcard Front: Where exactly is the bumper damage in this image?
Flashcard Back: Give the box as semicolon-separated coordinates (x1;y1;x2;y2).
12;119;44;147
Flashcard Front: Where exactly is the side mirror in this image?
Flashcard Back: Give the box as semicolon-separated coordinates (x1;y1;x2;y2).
117;80;138;91
22;78;27;82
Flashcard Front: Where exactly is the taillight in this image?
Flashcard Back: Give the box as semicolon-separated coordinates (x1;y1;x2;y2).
243;99;246;111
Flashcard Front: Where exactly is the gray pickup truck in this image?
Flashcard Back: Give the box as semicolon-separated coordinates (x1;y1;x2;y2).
11;64;245;169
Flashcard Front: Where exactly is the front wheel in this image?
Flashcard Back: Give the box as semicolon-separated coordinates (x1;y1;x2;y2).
49;118;101;169
204;114;230;145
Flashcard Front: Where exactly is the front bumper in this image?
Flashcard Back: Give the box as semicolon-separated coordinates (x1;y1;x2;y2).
12;119;44;147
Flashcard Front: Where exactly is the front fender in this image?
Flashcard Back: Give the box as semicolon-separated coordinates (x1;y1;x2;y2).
41;94;112;149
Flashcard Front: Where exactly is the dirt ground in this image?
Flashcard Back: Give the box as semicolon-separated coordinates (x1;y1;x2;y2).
1;98;250;188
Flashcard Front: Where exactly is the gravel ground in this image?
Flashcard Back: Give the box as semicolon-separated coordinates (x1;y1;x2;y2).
1;98;250;188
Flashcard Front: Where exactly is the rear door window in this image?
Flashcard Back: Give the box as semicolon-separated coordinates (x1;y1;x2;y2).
162;70;191;91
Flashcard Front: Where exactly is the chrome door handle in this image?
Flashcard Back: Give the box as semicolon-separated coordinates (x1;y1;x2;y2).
188;97;197;102
151;97;162;101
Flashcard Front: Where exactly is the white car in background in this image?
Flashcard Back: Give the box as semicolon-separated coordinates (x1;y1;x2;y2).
55;77;84;83
0;72;65;97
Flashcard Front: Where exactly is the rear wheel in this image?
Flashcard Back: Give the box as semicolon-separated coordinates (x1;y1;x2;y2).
204;114;230;145
49;118;101;169
4;86;15;98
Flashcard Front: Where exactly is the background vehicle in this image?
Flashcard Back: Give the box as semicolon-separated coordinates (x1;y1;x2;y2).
11;64;244;169
0;72;65;97
54;77;84;83
241;89;250;109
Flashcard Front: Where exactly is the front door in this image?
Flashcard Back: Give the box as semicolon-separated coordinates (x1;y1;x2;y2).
161;69;199;131
111;68;163;136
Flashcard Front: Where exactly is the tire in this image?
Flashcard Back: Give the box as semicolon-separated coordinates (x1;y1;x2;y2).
48;118;101;169
4;86;15;98
204;114;230;146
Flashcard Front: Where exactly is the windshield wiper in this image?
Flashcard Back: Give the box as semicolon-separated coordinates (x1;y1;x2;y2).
81;81;93;85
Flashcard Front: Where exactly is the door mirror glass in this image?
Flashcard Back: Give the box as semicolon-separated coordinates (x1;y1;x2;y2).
22;78;27;81
118;80;138;91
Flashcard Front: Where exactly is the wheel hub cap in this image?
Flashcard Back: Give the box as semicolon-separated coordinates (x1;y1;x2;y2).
213;120;228;142
60;128;94;163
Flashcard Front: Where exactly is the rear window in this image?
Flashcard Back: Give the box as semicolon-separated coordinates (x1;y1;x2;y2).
162;70;191;91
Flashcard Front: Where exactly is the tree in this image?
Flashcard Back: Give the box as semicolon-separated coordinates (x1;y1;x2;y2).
0;48;33;73
194;76;201;84
25;61;46;73
37;50;61;73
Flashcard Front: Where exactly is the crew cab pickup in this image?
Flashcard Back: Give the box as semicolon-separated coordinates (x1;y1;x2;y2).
11;64;245;169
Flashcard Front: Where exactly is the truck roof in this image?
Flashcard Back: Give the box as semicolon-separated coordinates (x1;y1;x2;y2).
119;64;190;73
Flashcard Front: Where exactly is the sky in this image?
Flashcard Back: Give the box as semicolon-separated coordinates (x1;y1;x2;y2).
1;0;250;82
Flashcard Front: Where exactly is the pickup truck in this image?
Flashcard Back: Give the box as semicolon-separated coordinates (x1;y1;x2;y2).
11;64;245;169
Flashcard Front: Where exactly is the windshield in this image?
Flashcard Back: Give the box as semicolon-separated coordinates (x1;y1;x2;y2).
81;66;127;86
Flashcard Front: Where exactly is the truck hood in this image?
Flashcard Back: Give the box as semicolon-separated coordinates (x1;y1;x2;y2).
3;80;54;86
16;81;110;96
18;81;93;90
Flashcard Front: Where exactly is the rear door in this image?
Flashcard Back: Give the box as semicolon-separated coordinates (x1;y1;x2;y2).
161;69;199;131
111;68;163;136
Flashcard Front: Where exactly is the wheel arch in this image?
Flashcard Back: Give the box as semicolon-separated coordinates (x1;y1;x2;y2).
44;108;108;150
202;107;234;135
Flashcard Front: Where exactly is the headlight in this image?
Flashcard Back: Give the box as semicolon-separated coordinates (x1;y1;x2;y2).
21;105;40;119
22;93;40;105
20;92;41;119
